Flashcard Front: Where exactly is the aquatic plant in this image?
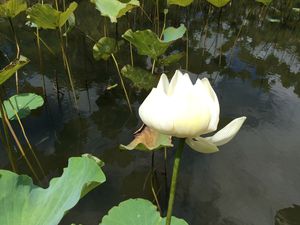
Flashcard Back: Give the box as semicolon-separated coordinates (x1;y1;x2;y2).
0;155;106;225
138;70;246;225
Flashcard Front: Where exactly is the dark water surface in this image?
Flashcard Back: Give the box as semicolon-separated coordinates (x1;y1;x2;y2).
0;1;300;225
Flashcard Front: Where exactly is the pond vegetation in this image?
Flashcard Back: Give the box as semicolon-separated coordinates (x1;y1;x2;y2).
0;0;300;224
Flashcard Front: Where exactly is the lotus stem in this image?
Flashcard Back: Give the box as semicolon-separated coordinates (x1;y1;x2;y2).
8;18;20;94
151;59;156;74
130;43;134;66
111;53;132;112
36;28;47;96
165;138;185;225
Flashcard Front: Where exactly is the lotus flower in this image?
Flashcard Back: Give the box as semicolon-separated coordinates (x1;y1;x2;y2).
138;70;246;153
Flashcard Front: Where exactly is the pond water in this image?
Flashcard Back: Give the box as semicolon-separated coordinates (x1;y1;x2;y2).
0;1;300;225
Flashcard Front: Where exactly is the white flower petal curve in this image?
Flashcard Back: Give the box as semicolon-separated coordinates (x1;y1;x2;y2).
205;116;246;146
157;73;169;94
139;88;174;134
201;78;220;132
186;137;219;154
167;70;182;95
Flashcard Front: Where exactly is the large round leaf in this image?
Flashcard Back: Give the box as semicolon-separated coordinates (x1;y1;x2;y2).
1;93;44;120
206;0;231;7
162;24;187;43
93;37;120;61
27;2;78;29
167;0;194;7
100;198;189;225
0;0;27;18
0;55;29;85
256;0;272;5
91;0;140;23
122;29;171;60
121;65;157;90
0;155;106;225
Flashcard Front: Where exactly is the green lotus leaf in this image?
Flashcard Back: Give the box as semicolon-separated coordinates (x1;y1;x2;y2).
0;55;29;85
206;0;231;7
99;198;189;225
91;0;140;23
121;65;157;90
256;0;272;5
93;37;122;61
163;24;186;42
122;29;171;60
120;125;173;151
275;205;300;225
27;2;78;29
167;0;194;7
1;93;44;120
158;52;185;66
0;155;106;225
0;0;27;18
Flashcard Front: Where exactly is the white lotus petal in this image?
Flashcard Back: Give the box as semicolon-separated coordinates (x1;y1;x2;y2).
139;88;174;135
201;78;220;132
157;73;169;94
205;116;246;146
186;137;219;154
167;70;182;95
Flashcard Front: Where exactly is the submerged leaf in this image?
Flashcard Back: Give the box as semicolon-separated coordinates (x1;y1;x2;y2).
100;198;189;225
122;29;171;59
158;52;185;66
93;37;121;61
91;0;140;23
167;0;194;7
0;155;106;225
162;24;186;42
120;125;173;151
0;0;27;18
206;0;231;7
27;2;78;29
0;55;29;85
121;65;157;90
1;93;44;120
256;0;272;5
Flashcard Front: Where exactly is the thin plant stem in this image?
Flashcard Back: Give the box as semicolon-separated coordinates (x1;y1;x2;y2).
159;9;167;40
151;59;156;74
7;99;46;177
130;43;134;66
186;30;189;70
58;28;78;109
166;138;185;225
164;147;169;207
0;103;16;171
151;169;162;215
0;96;39;180
156;0;160;35
36;28;46;96
111;53;132;112
8;18;20;94
33;31;56;56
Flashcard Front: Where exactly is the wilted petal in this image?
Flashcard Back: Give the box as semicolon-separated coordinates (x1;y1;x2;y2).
205;116;246;146
201;78;220;132
157;73;169;94
186;137;219;153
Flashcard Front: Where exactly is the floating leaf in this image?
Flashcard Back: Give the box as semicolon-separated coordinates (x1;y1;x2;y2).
167;0;194;7
0;55;29;85
163;24;186;42
158;52;185;66
0;0;27;18
1;93;44;120
206;0;231;8
256;0;272;5
121;65;157;90
93;37;121;61
100;198;189;225
275;205;300;225
120;125;173;151
122;29;171;60
27;2;78;29
91;0;140;23
0;155;106;225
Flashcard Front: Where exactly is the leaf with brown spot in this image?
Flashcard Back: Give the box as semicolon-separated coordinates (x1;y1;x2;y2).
120;125;173;151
